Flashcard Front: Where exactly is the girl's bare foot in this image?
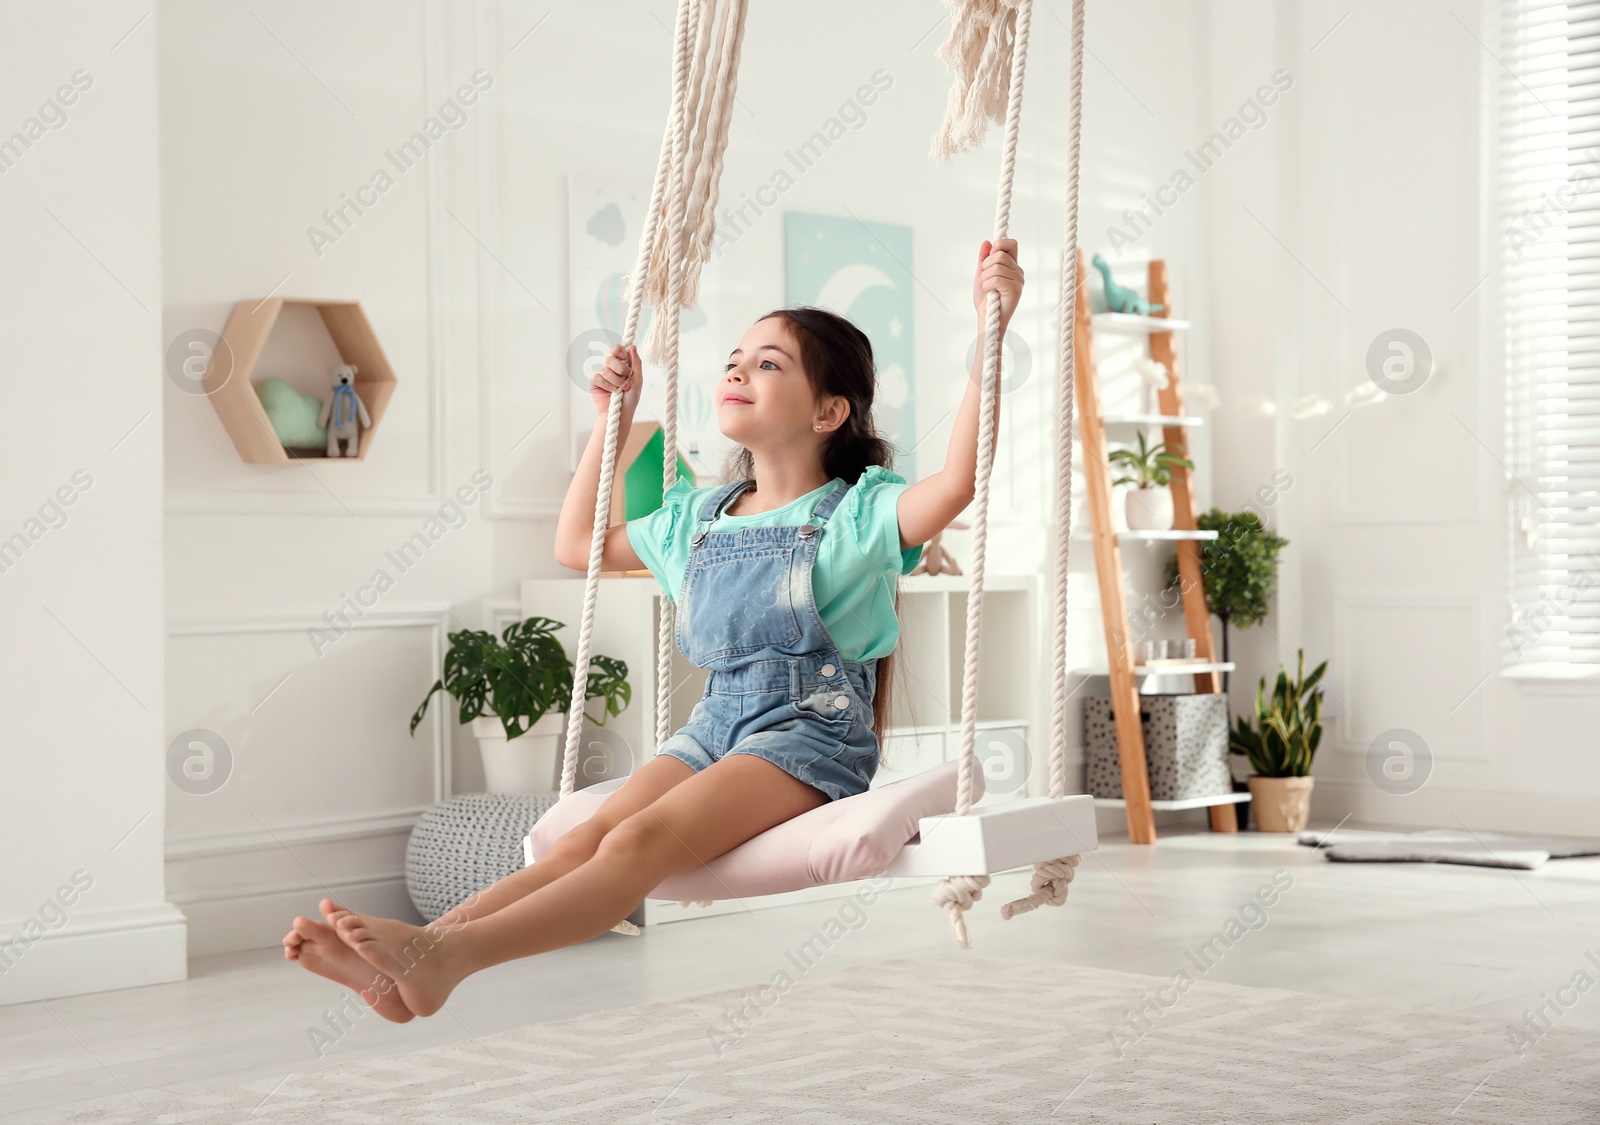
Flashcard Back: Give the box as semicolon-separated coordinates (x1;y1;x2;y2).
323;896;468;1018
284;912;416;1024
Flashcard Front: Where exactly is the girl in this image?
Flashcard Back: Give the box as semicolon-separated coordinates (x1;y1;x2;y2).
282;237;1023;1021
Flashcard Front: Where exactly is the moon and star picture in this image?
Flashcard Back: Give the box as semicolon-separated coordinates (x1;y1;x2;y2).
783;211;918;482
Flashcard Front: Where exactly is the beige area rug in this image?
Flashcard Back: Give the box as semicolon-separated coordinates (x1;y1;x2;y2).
48;955;1599;1124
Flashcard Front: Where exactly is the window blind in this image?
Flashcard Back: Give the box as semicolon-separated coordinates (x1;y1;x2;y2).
1503;0;1600;665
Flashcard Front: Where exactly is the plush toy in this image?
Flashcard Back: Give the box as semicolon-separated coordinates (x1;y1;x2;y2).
255;377;327;450
1091;253;1165;315
317;363;371;457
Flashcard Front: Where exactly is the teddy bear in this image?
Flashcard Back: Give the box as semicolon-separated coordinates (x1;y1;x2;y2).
317;363;372;457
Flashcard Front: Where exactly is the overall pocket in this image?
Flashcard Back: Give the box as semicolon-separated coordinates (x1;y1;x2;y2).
678;541;804;662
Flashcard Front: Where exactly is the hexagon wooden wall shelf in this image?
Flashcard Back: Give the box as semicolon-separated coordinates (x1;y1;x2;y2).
202;298;397;463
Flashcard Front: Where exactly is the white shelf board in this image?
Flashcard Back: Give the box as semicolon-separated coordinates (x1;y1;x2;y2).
1071;661;1235;678
885;719;1030;738
901;572;1031;592
1100;413;1204;427
1091;312;1191;334
1123;529;1217;541
1093;792;1249;811
1073;529;1219;543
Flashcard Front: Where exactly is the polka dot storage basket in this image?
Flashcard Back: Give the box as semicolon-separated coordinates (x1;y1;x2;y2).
1083;693;1231;802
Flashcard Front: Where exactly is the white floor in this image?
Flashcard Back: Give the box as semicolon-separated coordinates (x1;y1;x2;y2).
6;820;1600;1122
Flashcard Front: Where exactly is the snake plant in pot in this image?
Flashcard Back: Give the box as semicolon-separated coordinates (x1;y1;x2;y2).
1229;648;1326;831
410;616;630;794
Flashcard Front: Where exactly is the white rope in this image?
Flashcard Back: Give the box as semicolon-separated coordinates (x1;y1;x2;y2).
565;0;750;792
554;0;747;936
557;0;691;936
999;854;1079;919
929;0;1022;163
929;0;1034;950
640;0;748;364
653;0;701;754
1002;0;1085;922
562;0;693;801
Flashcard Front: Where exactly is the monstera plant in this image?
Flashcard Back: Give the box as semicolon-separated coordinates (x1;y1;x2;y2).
411;616;629;740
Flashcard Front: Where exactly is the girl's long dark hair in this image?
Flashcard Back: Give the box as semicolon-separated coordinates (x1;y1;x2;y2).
720;305;916;751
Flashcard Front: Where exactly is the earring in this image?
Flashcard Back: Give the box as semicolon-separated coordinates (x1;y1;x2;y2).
815;423;824;431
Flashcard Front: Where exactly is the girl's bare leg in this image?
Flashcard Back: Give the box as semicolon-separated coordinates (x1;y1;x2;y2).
327;755;828;1016
416;754;697;927
288;754;694;1019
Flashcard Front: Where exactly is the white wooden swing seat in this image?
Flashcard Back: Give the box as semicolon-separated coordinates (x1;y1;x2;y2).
523;758;1098;903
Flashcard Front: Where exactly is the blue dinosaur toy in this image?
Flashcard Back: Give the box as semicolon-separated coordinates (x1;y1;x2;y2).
1091;253;1164;315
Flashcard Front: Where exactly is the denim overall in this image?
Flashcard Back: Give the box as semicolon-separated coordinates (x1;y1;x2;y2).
654;477;880;802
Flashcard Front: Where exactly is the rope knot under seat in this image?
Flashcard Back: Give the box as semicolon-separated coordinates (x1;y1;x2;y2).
999;854;1079;920
933;873;992;948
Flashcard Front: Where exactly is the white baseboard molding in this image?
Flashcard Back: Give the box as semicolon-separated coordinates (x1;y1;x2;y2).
174;874;419;957
0;903;187;1006
1310;778;1600;838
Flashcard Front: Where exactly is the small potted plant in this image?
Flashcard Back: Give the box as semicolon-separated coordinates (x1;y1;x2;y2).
1229;648;1325;832
410;616;630;794
1109;431;1194;531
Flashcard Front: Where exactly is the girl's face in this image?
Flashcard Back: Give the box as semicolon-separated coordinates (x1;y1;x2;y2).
719;317;846;447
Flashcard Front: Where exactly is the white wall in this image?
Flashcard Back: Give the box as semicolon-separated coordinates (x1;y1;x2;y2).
0;5;183;1003
1200;0;1600;835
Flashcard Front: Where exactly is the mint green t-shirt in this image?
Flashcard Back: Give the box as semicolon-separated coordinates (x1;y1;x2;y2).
625;465;923;663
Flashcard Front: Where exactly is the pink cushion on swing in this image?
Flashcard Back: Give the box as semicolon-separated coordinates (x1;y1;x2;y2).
525;758;985;900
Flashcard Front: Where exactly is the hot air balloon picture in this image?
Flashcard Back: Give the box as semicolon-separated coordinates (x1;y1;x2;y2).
567;174;722;473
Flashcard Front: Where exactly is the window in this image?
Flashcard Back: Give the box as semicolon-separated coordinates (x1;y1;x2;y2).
1501;0;1600;665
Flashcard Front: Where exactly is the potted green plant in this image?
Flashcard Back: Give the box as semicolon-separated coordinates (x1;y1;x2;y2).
410;616;630;794
1229;649;1325;832
1109;431;1194;531
1164;508;1289;683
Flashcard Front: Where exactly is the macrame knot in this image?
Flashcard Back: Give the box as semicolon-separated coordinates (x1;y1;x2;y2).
999;854;1080;920
933;873;992;948
928;0;1024;161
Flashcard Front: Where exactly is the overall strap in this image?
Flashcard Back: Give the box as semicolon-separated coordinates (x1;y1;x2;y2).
696;478;753;524
810;478;851;523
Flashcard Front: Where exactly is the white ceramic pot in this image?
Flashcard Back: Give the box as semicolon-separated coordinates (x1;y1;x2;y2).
471;712;566;794
1124;486;1174;531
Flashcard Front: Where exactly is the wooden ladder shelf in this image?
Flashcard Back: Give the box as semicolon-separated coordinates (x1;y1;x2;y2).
1074;254;1238;844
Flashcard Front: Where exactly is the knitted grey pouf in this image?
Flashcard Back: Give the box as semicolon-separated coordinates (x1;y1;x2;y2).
405;791;561;922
